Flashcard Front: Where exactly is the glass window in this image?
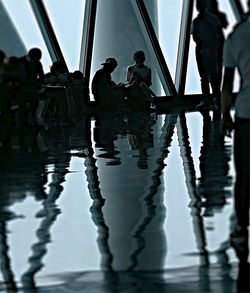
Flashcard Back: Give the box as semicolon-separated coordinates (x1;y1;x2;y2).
43;0;85;72
158;0;182;80
2;0;51;72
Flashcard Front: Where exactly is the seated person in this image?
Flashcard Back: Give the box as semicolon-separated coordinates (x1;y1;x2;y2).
44;61;70;86
91;57;127;108
71;70;90;111
126;51;155;105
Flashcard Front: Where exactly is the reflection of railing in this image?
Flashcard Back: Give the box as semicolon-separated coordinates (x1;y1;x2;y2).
84;146;113;271
21;158;70;290
176;113;208;265
0;222;17;292
127;114;177;271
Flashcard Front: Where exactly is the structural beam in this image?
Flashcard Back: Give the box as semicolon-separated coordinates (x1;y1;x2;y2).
130;0;178;96
79;0;97;82
28;0;68;71
228;0;245;22
175;0;194;95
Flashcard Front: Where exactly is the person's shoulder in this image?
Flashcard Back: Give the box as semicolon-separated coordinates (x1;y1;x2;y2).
227;15;248;42
127;64;136;70
144;65;151;71
231;14;249;33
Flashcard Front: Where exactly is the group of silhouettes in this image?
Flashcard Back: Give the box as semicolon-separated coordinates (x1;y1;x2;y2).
0;47;90;128
0;46;155;132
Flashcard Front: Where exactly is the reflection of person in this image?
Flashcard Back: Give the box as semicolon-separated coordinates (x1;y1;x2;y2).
91;58;127;108
191;0;224;111
220;2;249;290
126;51;154;107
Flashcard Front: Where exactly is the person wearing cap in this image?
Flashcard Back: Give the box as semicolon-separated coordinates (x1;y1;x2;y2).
126;50;154;108
91;57;127;108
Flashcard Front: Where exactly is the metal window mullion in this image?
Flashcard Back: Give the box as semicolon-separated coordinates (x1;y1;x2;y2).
79;0;97;82
28;0;68;71
131;0;177;96
175;0;194;95
228;0;245;22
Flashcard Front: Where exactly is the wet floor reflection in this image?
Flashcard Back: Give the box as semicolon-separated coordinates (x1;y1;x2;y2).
0;109;239;291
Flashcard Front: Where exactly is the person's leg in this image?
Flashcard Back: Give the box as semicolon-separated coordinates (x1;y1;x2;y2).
195;48;210;97
195;48;210;110
234;117;250;230
232;117;250;262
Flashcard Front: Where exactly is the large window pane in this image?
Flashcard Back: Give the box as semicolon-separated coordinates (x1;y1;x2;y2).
158;0;182;80
2;0;51;72
43;0;85;72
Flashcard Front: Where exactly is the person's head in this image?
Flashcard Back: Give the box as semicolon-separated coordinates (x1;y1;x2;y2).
72;70;84;80
8;56;19;65
133;50;145;64
0;50;5;64
207;0;218;12
28;47;42;61
50;61;67;75
196;0;206;12
101;57;118;72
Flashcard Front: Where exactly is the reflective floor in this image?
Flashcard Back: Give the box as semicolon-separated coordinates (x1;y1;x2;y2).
0;109;247;292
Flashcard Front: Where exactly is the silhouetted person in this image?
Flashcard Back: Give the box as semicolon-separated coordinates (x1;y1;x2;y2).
126;50;154;109
191;0;225;111
207;0;228;81
220;2;249;291
19;47;44;86
0;50;5;84
44;61;69;86
91;58;127;109
17;48;44;126
71;70;90;112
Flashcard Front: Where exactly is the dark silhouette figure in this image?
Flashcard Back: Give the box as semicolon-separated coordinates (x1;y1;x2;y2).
220;2;250;291
191;0;226;111
0;50;5;83
17;48;44;126
44;61;69;86
71;70;90;113
19;48;44;85
207;0;228;82
91;58;127;110
126;50;154;109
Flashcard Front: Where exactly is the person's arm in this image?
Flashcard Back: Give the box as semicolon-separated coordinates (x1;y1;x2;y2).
146;68;152;87
220;67;235;136
126;66;133;84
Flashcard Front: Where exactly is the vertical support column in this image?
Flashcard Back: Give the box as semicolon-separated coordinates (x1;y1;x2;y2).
228;0;245;22
28;0;68;71
175;0;194;95
79;0;98;83
130;0;177;96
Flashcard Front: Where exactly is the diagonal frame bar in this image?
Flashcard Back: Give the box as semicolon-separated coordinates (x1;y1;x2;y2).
130;0;178;96
228;0;245;22
79;0;97;83
28;0;68;72
175;0;194;95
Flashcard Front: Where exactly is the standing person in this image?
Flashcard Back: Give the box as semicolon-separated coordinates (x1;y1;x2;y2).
18;48;44;125
0;50;6;84
220;3;249;291
191;0;224;111
19;47;44;86
207;0;228;82
91;57;126;109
